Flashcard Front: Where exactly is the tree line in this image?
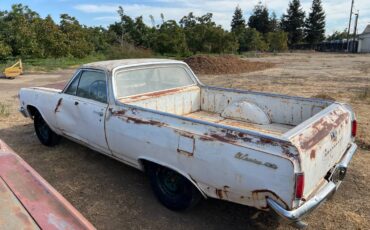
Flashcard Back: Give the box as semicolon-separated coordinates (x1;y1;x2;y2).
232;0;326;51
0;1;330;60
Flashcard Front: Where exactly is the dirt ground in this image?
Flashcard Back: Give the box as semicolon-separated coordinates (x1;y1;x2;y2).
184;55;275;75
0;52;369;229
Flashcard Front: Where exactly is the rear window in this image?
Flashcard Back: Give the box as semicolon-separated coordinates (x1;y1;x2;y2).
114;66;195;98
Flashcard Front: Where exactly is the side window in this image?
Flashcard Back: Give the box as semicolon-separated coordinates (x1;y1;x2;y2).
76;71;107;103
65;72;81;95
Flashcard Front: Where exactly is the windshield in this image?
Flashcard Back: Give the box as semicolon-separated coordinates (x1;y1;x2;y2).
114;66;195;98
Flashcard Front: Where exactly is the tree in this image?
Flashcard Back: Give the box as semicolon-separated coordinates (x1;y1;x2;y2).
131;16;150;47
0;41;11;60
231;6;247;52
304;0;325;45
0;10;12;59
1;4;40;57
267;31;288;51
326;29;347;41
269;12;279;32
231;6;246;35
248;1;270;35
86;26;111;53
180;13;237;54
60;14;93;58
281;0;305;47
244;28;268;51
156;20;188;54
180;12;197;28
32;15;68;58
117;6;134;45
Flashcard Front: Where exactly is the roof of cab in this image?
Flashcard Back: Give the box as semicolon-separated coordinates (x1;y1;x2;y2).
82;59;185;72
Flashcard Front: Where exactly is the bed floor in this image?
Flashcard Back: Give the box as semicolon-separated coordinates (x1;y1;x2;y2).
184;110;294;136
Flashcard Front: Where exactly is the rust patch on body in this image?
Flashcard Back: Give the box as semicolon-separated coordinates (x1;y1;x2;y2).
210;133;236;144
113;109;126;116
120;86;199;103
199;136;214;141
310;149;316;159
252;189;289;210
124;116;165;127
215;186;230;199
176;149;194;157
54;98;63;113
174;130;194;138
298;111;349;150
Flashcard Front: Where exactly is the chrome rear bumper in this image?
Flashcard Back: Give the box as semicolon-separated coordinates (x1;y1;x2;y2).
267;143;357;229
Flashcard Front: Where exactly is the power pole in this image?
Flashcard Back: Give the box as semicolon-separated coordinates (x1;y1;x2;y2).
352;11;359;53
346;0;354;52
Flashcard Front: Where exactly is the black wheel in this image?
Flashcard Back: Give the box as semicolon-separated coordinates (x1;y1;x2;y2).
34;111;61;146
147;164;202;211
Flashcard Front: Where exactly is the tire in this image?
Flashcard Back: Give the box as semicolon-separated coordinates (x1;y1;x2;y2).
34;111;61;147
147;164;202;211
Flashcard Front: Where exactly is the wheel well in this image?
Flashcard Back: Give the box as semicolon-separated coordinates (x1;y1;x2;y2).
139;159;155;175
138;158;207;198
27;105;39;118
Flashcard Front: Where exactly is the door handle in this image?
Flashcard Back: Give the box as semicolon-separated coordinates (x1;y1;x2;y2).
93;110;104;117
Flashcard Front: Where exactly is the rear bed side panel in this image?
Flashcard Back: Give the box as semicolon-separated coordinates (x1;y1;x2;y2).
106;105;297;210
289;104;352;198
201;87;331;126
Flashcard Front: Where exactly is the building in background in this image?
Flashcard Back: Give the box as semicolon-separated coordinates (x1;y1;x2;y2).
358;24;370;53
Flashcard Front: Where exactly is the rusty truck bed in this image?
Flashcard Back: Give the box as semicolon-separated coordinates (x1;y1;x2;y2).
0;139;95;230
185;110;294;136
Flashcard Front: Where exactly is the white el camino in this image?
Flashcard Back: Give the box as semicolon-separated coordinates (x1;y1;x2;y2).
19;59;357;228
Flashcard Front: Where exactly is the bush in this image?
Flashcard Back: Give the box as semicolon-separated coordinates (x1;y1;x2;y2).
105;43;154;59
244;28;268;51
0;41;12;60
267;31;288;52
0;103;10;117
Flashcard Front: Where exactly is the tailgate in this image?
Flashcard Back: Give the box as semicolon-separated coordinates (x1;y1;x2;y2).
290;104;353;198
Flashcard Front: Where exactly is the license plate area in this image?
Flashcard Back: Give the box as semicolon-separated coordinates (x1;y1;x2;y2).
325;165;347;183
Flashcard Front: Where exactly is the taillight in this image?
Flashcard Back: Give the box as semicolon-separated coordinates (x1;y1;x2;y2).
352;120;357;137
295;173;304;199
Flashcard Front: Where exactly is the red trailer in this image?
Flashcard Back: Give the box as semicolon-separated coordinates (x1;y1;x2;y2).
0;139;95;230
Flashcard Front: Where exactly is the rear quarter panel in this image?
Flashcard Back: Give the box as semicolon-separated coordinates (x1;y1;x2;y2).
106;105;296;210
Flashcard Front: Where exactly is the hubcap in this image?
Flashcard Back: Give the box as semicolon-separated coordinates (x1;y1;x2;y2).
159;170;182;195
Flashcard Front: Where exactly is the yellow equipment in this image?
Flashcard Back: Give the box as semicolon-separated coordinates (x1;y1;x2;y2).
3;59;23;78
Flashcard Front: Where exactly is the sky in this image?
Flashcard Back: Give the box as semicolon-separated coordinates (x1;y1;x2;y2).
1;0;370;35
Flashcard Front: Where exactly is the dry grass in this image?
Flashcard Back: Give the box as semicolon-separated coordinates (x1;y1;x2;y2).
0;102;10;117
311;93;336;101
357;87;370;103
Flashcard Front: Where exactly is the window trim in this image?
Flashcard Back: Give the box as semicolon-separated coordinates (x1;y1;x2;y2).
62;68;109;104
113;65;197;100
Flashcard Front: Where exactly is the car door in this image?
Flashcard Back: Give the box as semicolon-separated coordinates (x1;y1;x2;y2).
55;69;110;154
